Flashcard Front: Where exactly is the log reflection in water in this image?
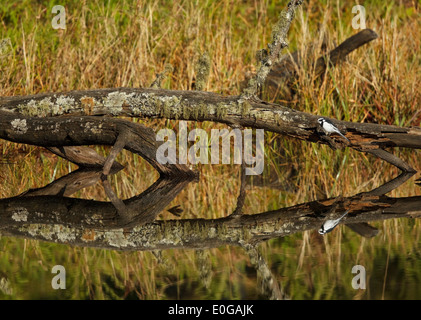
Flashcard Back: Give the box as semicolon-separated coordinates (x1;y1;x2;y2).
0;168;195;230
0;170;418;300
0;172;418;251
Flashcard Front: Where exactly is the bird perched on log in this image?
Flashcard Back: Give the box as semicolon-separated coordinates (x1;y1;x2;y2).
318;118;350;143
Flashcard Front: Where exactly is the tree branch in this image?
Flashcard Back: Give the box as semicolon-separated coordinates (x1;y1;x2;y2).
150;64;173;89
194;52;211;91
46;146;124;171
314;28;379;77
242;0;303;98
263;29;379;100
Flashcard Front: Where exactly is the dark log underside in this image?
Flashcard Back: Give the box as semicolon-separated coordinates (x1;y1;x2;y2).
0;108;196;177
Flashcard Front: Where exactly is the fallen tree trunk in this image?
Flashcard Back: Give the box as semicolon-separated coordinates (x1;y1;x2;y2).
2;88;419;150
1;87;419;171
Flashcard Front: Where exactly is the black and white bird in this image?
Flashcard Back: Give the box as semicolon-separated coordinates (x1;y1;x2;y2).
318;210;349;235
318;118;350;143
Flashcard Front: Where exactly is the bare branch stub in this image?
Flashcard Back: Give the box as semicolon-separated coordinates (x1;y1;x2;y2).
365;148;416;173
242;0;303;99
194;52;211;91
150;64;174;89
263;28;379;101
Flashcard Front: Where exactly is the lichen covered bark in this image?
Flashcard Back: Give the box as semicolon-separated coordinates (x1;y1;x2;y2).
1;87;420;172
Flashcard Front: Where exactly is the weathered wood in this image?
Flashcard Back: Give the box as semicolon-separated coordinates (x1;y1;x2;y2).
2;88;418;150
365;148;416;173
20;167;119;197
1;88;419;172
46;146;124;170
0;109;196;177
363;171;415;196
346;223;379;238
244;244;287;300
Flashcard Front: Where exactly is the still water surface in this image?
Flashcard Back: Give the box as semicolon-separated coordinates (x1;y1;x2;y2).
0;143;420;300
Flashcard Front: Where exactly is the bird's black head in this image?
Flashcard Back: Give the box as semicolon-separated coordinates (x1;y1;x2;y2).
318;118;325;126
